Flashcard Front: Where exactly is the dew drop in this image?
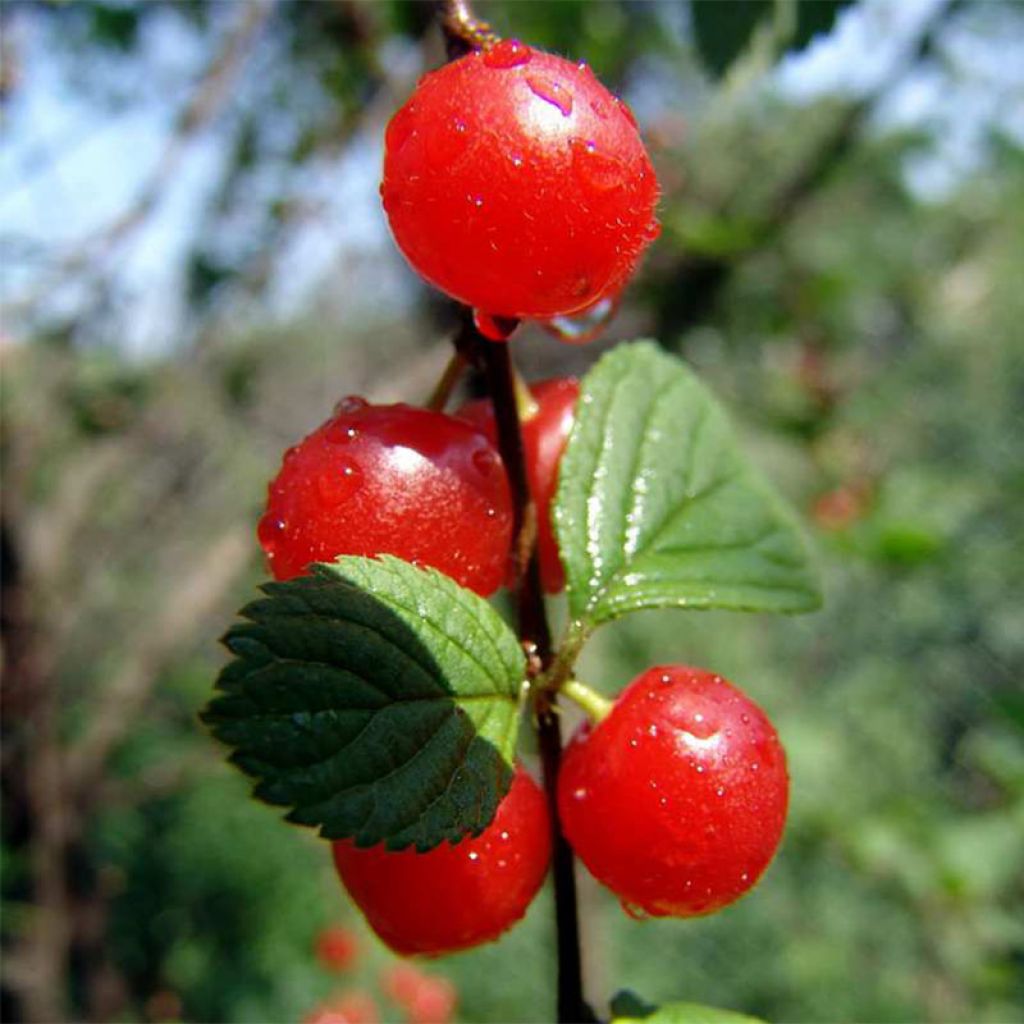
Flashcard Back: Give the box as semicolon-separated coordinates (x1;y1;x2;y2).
741;713;751;724
467;851;480;862
616;96;639;129
525;73;573;116
716;786;725;797
257;514;286;547
660;672;673;686
644;220;662;242
740;872;750;883
647;724;659;738
621;900;649;921
497;858;508;869
473;309;519;341
469;193;485;208
472;448;499;478
542;294;619;345
334;395;368;416
570;137;625;192
695;764;705;774
499;830;510;842
316;460;363;503
694;713;704;724
509;152;524;168
590;97;610;120
483;38;532;69
572;787;588;801
283;444;299;463
326;422;359;445
628;738;639;748
658;796;668;808
750;762;760;772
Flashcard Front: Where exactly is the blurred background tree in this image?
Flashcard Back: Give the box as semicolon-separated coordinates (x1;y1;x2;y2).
1;1;1022;1022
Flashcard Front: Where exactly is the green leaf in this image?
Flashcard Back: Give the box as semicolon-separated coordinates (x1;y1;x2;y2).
202;556;526;852
554;342;821;628
611;996;764;1024
691;0;772;78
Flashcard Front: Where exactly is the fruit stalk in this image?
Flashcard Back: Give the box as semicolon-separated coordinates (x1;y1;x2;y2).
458;310;592;1023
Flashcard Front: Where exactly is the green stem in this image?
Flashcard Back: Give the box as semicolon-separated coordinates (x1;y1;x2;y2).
560;679;613;724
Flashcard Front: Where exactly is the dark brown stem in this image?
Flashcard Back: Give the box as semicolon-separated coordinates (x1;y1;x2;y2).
456;309;594;1023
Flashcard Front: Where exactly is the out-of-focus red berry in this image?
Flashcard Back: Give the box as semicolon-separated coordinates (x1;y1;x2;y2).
333;764;551;956
382;42;659;321
315;926;359;972
303;991;379;1024
559;666;789;918
457;377;579;592
405;974;458;1024
258;398;513;595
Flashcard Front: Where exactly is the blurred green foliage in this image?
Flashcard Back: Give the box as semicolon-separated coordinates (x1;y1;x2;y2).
2;2;1023;1023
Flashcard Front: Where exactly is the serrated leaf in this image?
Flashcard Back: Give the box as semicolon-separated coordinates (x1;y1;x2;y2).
691;0;772;78
611;992;764;1024
554;342;821;627
202;556;526;852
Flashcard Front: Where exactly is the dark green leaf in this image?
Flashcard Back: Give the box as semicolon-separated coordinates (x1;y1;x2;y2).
554;342;821;627
202;556;526;851
793;0;855;52
612;995;764;1023
610;990;660;1018
691;0;772;77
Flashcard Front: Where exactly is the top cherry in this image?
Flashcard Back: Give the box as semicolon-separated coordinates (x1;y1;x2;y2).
382;41;660;322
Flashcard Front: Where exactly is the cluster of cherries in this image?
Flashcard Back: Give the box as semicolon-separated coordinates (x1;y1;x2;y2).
258;40;788;958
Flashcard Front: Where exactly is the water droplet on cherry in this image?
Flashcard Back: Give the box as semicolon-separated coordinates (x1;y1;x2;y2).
334;395;368;416
616;96;638;129
525;73;573;116
621;900;649;920
472;448;499;478
317;460;363;502
473;309;519;341
542;294;619;344
257;514;287;547
483;39;532;69
570;137;625;192
326;422;359;445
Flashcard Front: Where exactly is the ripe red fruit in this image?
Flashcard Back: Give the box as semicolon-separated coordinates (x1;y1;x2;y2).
382;41;659;321
315;926;359;972
558;666;789;918
457;377;579;592
332;764;551;956
258;398;513;595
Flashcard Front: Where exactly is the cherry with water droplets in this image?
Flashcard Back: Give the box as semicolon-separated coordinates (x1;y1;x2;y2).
332;765;551;956
558;665;789;918
260;401;513;594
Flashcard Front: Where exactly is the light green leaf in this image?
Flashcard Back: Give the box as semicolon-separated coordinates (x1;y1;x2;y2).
202;556;525;851
611;990;764;1024
554;342;821;627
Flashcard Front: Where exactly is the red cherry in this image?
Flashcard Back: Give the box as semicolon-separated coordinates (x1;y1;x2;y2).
258;400;513;595
382;43;659;321
558;666;789;918
457;377;579;592
315;926;359;972
332;764;551;956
